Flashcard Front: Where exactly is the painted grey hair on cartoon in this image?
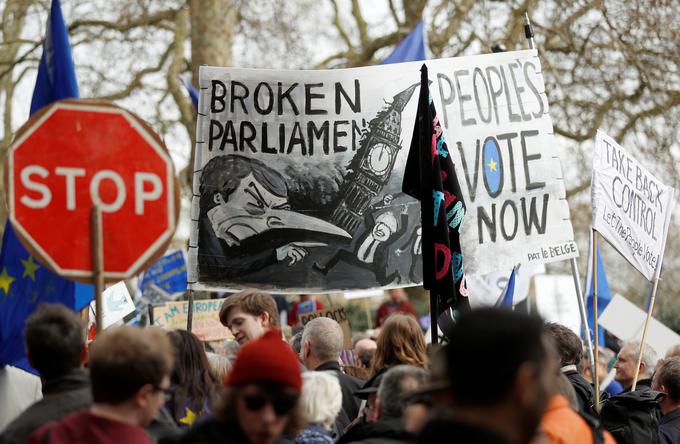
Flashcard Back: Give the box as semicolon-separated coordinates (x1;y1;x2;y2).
199;154;288;210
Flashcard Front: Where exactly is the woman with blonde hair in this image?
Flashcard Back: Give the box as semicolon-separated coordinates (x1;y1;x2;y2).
294;372;343;443
371;313;428;376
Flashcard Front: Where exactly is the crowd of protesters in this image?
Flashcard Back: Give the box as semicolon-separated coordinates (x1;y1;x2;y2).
1;289;680;444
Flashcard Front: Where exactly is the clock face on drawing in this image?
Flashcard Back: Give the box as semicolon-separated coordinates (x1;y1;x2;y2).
366;142;392;175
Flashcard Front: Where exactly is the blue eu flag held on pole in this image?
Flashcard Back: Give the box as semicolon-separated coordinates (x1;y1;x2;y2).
30;0;79;114
381;21;427;64
585;237;611;347
498;267;517;309
0;0;93;373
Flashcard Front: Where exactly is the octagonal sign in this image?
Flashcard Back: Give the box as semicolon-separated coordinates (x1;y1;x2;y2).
6;100;178;281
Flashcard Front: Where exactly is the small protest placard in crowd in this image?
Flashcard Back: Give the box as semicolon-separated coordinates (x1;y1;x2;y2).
592;130;675;281
299;307;352;349
89;281;135;330
139;250;187;296
153;298;232;341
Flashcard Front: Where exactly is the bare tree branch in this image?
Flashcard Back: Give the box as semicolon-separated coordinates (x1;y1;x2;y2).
69;8;178;34
93;45;172;101
387;0;402;27
330;0;353;50
350;0;369;47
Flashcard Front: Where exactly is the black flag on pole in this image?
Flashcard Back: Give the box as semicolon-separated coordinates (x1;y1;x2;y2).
402;64;470;338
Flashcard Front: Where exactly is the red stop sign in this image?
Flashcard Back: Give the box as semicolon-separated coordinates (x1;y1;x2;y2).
6;100;178;281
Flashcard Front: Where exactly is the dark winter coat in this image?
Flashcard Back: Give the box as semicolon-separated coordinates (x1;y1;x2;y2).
0;368;92;444
658;408;680;444
337;417;414;444
315;361;362;434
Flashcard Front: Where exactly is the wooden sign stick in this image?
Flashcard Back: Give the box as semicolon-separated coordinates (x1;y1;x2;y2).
592;229;600;411
632;260;661;391
91;205;104;335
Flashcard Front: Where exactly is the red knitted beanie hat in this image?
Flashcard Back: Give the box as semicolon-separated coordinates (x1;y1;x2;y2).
226;329;302;393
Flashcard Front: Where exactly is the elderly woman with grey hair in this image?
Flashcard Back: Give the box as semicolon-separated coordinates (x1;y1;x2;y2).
294;371;343;444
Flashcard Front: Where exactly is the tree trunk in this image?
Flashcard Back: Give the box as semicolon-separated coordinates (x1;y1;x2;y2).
185;0;237;187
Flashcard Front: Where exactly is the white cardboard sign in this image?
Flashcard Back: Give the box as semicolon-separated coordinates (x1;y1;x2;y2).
599;293;679;356
89;281;135;329
592;131;675;281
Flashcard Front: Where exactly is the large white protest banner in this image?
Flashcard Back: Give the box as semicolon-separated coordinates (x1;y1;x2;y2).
188;50;578;292
592;131;675;281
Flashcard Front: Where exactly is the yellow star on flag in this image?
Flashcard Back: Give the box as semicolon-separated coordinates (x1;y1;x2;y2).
0;267;16;295
179;407;197;426
21;255;40;282
487;158;497;172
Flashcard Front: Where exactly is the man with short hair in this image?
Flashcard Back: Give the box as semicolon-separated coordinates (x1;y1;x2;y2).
614;341;657;391
652;357;680;443
301;317;362;434
666;344;680;359
354;338;377;369
0;304;91;444
544;322;596;415
419;309;556;444
219;289;279;346
26;326;173;444
338;365;428;444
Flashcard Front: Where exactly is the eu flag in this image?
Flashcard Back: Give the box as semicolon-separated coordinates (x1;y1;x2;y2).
402;64;470;338
0;0;93;374
30;0;79;115
180;77;199;110
381;21;427;64
498;267;517;309
585;237;611;346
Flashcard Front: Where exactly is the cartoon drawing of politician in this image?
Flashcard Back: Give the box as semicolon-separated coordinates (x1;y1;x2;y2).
395;225;422;283
197;155;351;281
313;195;409;286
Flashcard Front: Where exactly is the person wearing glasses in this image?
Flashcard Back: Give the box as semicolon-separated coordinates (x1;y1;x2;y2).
26;326;174;444
168;329;303;444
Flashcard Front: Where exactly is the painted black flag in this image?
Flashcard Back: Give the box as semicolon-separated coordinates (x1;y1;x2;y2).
402;64;470;337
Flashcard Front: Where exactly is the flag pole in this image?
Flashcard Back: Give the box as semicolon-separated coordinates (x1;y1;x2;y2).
631;267;660;391
570;257;595;374
523;11;597;386
187;289;194;332
91;205;104;335
430;294;437;345
592;229;600;410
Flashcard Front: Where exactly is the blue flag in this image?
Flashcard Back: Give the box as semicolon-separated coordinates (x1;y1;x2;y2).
0;0;93;374
382;21;426;64
498;267;517;309
139;250;187;296
586;238;611;346
180;77;199;111
30;0;79;114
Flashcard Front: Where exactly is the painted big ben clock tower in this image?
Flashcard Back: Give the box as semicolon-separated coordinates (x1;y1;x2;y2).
331;83;418;235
